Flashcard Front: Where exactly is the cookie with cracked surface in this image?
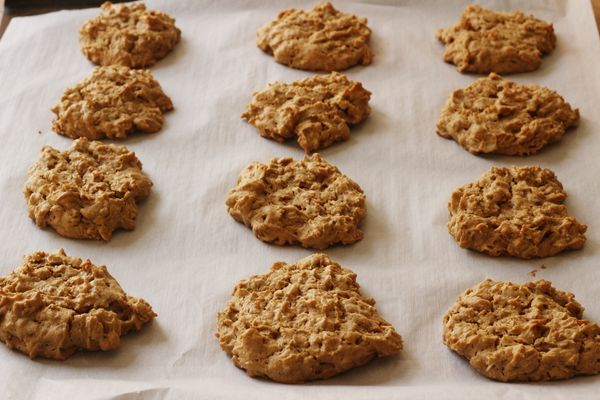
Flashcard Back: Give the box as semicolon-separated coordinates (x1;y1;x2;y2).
443;279;600;382
216;253;403;383
226;154;366;249
436;5;556;74
448;166;586;259
257;2;373;71
24;138;152;241
0;249;156;360
437;73;579;156
80;1;181;68
52;66;173;140
242;72;371;152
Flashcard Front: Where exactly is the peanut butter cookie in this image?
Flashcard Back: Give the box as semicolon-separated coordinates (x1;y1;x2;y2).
242;72;371;152
443;279;600;381
226;154;366;249
52;66;173;140
437;73;579;155
80;1;181;68
24;138;152;241
436;5;556;74
448;166;586;259
257;2;373;71
0;249;156;360
216;253;403;383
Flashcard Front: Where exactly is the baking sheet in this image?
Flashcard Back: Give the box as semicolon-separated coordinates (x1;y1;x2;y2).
1;0;600;398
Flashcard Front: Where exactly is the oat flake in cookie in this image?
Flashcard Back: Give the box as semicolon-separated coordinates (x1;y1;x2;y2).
448;166;586;259
444;279;600;382
436;5;556;74
0;249;156;360
242;72;371;152
226;154;366;250
80;1;181;68
216;253;403;383
257;2;373;71
437;73;579;156
24;138;152;241
52;66;173;140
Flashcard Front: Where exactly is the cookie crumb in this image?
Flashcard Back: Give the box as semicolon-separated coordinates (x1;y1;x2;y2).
528;269;537;277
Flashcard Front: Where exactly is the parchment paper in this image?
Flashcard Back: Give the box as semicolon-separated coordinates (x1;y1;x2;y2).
0;1;599;399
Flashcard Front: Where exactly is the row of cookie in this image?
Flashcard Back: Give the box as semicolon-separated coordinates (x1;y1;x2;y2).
2;248;598;384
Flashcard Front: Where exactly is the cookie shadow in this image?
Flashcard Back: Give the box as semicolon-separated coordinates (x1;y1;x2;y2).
150;36;189;73
308;353;408;386
107;189;160;248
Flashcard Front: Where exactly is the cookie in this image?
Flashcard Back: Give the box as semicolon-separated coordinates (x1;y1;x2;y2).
443;279;600;382
0;249;156;360
436;5;556;74
437;73;579;156
24;138;153;241
242;72;371;152
448;166;586;259
216;253;403;383
226;154;366;249
257;2;373;71
79;1;181;68
52;66;174;140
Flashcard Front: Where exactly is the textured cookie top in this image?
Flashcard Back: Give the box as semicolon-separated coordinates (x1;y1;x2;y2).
242;72;371;152
443;279;600;382
80;1;181;68
448;166;586;259
226;154;366;250
436;5;556;74
24;138;153;241
52;66;173;140
0;249;156;360
437;73;579;156
216;253;403;383
257;2;373;71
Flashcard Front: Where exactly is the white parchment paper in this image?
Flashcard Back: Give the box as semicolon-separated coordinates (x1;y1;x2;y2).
0;1;599;398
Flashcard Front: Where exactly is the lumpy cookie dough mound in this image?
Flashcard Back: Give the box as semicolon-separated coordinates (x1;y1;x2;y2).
436;5;556;74
257;2;373;71
226;154;366;249
52;66;174;140
24;138;153;241
242;72;371;152
443;279;600;382
80;1;181;68
437;73;579;156
216;253;403;383
0;249;156;360
448;166;586;259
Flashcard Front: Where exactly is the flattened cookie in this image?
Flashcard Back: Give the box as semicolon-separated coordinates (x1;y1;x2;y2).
226;154;366;249
52;66;173;140
448;166;586;259
216;253;403;383
436;5;556;74
257;2;373;71
444;279;600;382
0;249;156;360
80;1;181;68
24;138;152;240
242;72;371;152
437;73;579;155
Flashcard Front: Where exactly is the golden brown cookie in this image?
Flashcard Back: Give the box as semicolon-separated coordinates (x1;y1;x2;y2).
436;5;556;74
443;279;600;382
242;72;371;152
226;154;366;249
257;2;373;71
448;166;586;259
24;138;153;241
437;73;579;155
216;253;403;383
52;66;173;140
0;249;156;360
79;1;181;68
